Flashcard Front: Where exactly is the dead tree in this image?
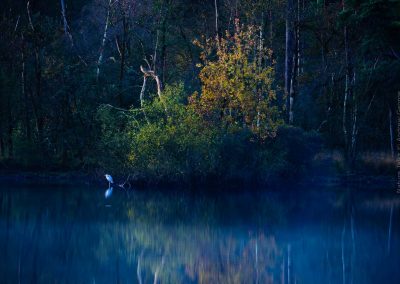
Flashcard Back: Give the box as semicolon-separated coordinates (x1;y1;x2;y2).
140;65;163;103
138;29;167;114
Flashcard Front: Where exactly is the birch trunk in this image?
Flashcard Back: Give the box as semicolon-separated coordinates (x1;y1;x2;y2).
96;0;112;80
60;0;72;42
160;24;167;83
289;0;299;125
21;33;31;140
0;137;4;158
387;204;393;254
350;98;358;166
285;0;294;123
269;4;273;46
214;0;219;36
140;75;147;108
7;99;13;158
117;9;127;106
27;1;44;147
296;0;301;77
289;34;298;124
389;106;394;158
343;5;354;167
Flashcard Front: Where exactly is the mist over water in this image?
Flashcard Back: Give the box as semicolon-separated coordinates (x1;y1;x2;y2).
0;184;399;283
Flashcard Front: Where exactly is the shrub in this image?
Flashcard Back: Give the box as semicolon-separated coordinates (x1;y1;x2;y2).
95;83;294;186
274;126;322;177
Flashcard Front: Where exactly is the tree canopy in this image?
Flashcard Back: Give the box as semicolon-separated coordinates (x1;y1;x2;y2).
0;0;398;181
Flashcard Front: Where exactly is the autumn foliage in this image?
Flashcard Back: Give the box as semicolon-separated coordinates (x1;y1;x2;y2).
93;23;318;185
191;20;282;139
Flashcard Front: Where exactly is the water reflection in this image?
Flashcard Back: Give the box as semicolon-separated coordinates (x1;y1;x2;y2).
0;185;399;283
105;187;113;199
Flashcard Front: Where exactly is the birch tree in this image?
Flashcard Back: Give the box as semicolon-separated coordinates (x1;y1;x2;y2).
285;0;294;124
96;0;113;80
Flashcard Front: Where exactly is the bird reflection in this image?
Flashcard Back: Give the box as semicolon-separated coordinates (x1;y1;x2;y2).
105;187;113;199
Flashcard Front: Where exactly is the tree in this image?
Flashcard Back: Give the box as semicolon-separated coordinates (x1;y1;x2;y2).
285;0;294;124
191;19;282;139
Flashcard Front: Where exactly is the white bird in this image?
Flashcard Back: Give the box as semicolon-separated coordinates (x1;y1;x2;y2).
105;187;113;199
105;174;114;188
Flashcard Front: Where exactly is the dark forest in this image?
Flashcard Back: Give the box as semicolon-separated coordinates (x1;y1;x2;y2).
0;0;399;184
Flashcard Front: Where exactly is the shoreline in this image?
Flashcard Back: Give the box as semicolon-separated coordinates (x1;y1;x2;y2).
0;169;395;191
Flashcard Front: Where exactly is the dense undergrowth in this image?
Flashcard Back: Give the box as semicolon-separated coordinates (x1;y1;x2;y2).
93;83;321;185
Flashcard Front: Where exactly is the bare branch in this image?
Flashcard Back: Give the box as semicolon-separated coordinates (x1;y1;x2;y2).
139;75;147;108
140;65;163;104
26;1;35;31
115;37;122;57
391;47;400;60
14;15;20;33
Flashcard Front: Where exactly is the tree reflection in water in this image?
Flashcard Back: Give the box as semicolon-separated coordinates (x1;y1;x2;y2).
0;185;399;283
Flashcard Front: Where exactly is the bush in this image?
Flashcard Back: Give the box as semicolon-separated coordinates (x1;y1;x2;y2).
93;104;133;175
274;126;322;177
95;83;297;186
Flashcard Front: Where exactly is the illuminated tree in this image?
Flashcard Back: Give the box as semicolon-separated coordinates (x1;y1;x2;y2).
191;19;282;139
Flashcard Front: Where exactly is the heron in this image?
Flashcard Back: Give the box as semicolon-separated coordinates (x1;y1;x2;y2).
105;174;114;188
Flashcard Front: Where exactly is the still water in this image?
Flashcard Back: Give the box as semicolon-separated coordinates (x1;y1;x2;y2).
0;183;399;284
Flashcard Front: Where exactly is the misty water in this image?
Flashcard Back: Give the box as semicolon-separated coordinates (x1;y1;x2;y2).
0;183;399;284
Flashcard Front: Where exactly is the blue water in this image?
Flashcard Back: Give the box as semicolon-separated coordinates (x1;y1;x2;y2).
0;183;399;283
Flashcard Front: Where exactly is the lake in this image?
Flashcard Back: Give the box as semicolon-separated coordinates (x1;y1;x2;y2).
0;183;399;283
